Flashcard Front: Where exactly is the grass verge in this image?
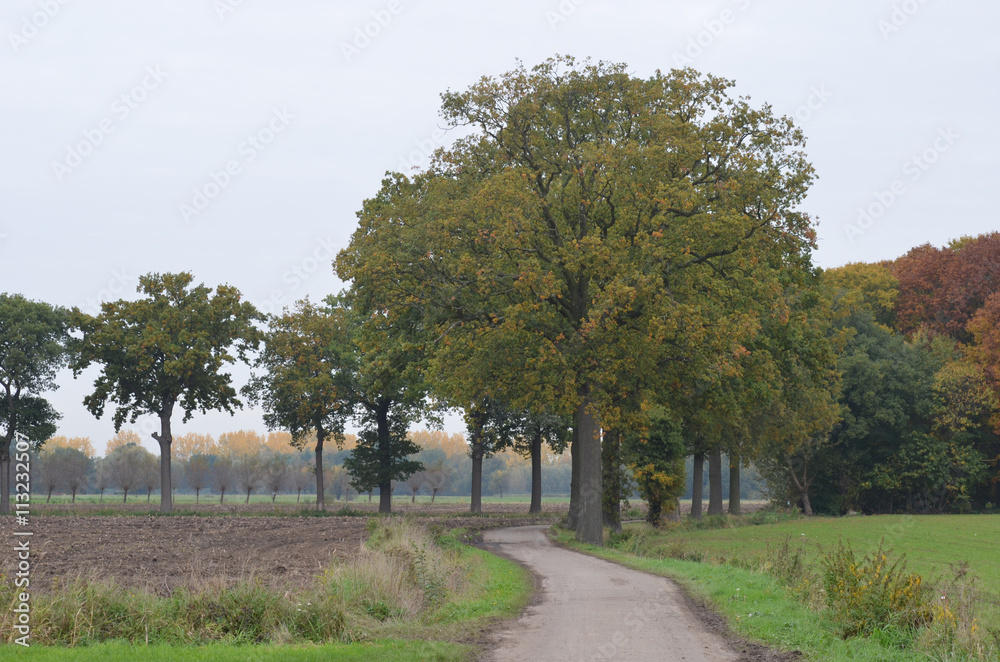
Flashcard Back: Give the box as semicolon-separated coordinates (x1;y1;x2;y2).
0;640;465;662
552;524;997;661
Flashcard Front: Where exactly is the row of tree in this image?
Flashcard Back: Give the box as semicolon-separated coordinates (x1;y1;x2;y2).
7;58;994;545
0;59;847;546
24;430;576;504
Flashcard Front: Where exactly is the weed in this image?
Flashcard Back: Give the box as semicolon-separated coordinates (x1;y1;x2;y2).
820;538;932;638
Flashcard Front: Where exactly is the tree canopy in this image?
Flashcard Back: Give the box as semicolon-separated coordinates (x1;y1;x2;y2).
70;272;261;512
337;56;820;543
0;293;68;513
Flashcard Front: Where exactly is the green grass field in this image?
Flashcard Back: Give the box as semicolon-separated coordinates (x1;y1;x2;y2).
660;514;1000;622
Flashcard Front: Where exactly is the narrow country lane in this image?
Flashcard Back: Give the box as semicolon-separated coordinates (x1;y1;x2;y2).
480;525;739;662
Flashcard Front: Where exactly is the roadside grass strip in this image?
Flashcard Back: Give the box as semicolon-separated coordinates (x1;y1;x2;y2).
552;526;991;661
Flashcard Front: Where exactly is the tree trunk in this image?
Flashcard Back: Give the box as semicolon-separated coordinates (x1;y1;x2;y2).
147;489;152;502
123;489;128;503
800;489;814;517
691;452;704;519
707;448;724;516
296;489;301;503
728;455;741;515
71;489;77;503
219;488;225;504
575;393;603;546
0;407;18;515
568;429;580;530
470;446;484;514
529;430;543;514
0;437;11;515
602;429;621;533
377;407;392;515
245;489;251;504
315;426;326;511
152;402;174;514
787;456;814;517
411;491;415;504
99;489;104;503
195;488;200;504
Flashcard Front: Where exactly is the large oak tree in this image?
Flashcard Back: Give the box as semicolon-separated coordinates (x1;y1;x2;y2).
70;272;261;513
338;57;818;544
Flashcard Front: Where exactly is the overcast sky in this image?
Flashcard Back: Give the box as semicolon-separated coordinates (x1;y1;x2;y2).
3;0;997;453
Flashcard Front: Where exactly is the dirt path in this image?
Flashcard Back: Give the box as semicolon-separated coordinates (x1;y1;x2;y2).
481;525;739;662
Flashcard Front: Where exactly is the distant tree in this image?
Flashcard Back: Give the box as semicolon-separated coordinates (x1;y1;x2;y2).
106;429;142;455
173;433;217;460
94;457;111;502
70;272;262;513
424;459;452;503
0;293;68;514
327;465;349;501
44;435;97;458
235;453;264;504
291;463;312;503
184;453;212;503
213;455;235;504
262;453;289;503
404;471;425;503
106;443;154;503
217;430;266;456
41;446;89;503
894;234;1000;341
139;451;159;502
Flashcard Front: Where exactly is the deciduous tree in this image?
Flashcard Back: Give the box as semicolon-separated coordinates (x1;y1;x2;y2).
70;272;261;513
40;446;89;502
0;293;67;513
245;299;353;511
338;58;818;544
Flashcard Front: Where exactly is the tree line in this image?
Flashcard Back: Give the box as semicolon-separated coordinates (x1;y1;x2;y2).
4;58;997;546
16;430;574;504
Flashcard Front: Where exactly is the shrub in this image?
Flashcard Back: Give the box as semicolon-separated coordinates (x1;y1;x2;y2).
820;538;932;638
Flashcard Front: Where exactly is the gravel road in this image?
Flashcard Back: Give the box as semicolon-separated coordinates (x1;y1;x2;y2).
480;525;740;662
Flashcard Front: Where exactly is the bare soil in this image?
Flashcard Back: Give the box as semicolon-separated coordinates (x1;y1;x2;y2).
0;506;564;594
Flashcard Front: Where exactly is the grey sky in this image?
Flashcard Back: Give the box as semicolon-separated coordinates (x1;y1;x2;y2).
3;0;997;453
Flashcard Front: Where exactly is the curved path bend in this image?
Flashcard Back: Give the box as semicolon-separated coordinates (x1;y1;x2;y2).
481;525;739;662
